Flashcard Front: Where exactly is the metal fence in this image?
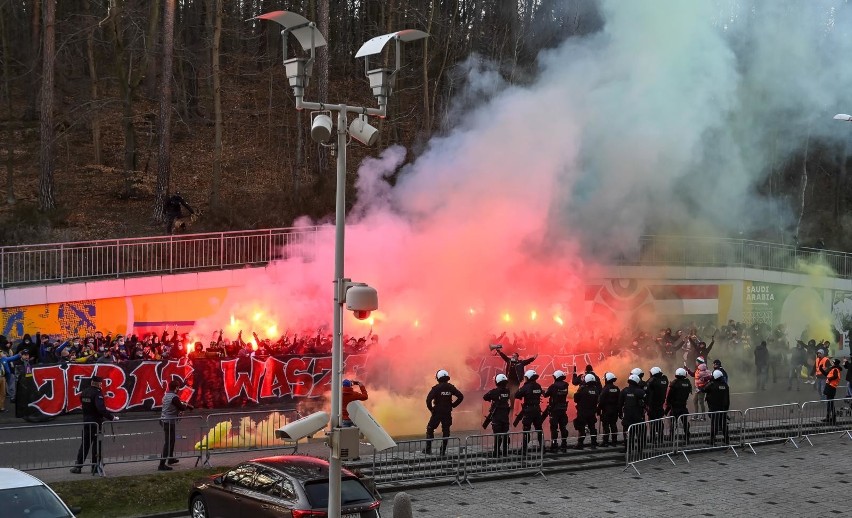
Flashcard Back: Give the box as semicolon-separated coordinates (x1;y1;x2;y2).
0;421;100;473
100;416;206;472
674;410;742;461
463;431;546;482
623;417;676;475
6;231;852;288
0;226;323;287
370;438;464;487
202;409;299;466
799;398;852;444
741;403;801;453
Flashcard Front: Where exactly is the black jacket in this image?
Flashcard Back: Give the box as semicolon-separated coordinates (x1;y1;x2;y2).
483;386;511;422
543;379;570;411
704;379;730;412
81;386;115;424
574;384;599;416
619;384;646;419
665;377;692;410
645;374;669;410
426;381;464;414
844;359;852;383
497;351;535;382
597;382;620;415
515;379;543;410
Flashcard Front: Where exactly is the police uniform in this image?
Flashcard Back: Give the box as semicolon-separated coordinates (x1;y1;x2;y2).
704;377;730;445
425;374;464;454
597;379;620;447
619;379;646;453
645;372;670;444
573;382;599;449
72;376;115;474
483;380;511;456
544;376;570;451
665;375;693;442
515;376;544;453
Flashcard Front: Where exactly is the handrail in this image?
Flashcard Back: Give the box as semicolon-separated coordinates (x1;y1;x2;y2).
2;230;851;288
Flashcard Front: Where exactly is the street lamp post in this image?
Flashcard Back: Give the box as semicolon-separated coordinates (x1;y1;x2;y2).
254;11;426;518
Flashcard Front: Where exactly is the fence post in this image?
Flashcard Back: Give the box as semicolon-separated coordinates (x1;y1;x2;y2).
169;235;174;273
219;233;224;269
115;240;120;278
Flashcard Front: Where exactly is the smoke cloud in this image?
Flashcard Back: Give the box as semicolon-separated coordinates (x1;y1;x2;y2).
193;1;852;431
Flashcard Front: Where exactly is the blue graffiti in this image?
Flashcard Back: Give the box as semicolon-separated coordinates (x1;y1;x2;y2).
2;310;24;337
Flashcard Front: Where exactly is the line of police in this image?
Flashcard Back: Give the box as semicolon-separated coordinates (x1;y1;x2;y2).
423;361;732;456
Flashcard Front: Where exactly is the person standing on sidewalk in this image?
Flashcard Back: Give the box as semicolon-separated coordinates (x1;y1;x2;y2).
424;369;464;455
71;376;117;474
158;380;193;471
814;349;830;400
823;359;842;424
754;341;770;391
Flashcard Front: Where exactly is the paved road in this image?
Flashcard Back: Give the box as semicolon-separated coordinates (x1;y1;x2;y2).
377;435;852;517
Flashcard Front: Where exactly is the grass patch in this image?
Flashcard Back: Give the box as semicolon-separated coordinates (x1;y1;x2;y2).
52;466;227;518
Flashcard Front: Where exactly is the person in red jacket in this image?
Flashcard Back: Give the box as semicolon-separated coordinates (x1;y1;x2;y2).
341;379;368;427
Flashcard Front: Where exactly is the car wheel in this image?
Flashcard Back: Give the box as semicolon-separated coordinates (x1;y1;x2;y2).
190;495;208;518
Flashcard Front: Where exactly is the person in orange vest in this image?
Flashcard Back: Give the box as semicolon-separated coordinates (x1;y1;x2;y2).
814;349;830;400
823;359;842;424
341;379;368;427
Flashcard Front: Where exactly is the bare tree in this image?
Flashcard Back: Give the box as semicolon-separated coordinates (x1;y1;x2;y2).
1;2;16;204
38;0;55;211
153;0;176;224
84;0;101;165
210;0;223;208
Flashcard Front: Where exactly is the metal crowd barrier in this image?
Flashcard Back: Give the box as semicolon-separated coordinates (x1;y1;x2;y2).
623;416;676;475
0;422;100;473
463;431;546;483
100;416;206;472
741;403;801;453
370;438;464;488
202;409;299;466
674;410;742;461
800;398;852;444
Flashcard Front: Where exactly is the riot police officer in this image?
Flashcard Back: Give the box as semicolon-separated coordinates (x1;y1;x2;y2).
544;370;570;452
598;372;620;447
619;374;646;454
424;369;464;455
573;373;600;449
645;366;669;444
665;368;693;443
71;375;117;474
483;373;511;456
704;369;731;446
515;369;544;454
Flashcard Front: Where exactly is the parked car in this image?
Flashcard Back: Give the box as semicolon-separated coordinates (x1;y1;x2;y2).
0;468;79;518
189;455;381;518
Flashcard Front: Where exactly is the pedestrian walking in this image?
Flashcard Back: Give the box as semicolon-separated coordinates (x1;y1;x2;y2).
424;369;464;455
158;380;193;471
70;376;117;474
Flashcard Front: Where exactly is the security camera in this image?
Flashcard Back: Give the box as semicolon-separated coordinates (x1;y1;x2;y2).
310;113;333;143
348;115;379;147
275;411;329;441
345;284;378;313
346;401;396;451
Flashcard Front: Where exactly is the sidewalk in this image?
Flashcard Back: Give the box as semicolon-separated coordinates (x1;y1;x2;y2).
377;435;852;517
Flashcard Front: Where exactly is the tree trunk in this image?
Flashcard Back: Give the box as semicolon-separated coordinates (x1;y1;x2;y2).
1;2;15;204
85;0;101;165
316;0;330;173
210;0;223;208
25;0;42;120
38;0;55;211
422;0;436;133
153;0;176;224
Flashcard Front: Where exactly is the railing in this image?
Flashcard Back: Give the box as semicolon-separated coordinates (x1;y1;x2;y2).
201;409;299;466
4;231;852;288
371;438;464;487
0;226;324;288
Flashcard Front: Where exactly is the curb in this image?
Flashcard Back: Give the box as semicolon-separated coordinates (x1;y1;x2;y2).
132;512;187;518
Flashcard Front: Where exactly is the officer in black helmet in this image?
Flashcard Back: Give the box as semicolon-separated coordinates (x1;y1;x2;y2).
70;375;118;474
544;370;570;452
424;369;464;455
483;374;511;456
515;369;544;455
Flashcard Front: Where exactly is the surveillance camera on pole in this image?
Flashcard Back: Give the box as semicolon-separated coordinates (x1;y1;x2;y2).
834;113;852;122
252;13;426;518
275;411;329;440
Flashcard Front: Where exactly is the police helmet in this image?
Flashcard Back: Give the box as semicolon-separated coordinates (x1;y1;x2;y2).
584;373;596;383
650;366;662;376
495;373;508;384
524;369;538;380
628;374;640;384
605;372;617;382
436;369;450;381
553;370;566;380
630;367;643;377
675;368;687;377
712;369;724;379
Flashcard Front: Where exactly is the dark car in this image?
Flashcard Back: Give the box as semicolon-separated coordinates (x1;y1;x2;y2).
189;455;381;518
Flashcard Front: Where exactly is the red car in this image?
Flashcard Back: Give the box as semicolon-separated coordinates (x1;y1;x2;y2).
189;455;381;518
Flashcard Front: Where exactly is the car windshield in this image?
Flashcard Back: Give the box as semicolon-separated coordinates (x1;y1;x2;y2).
303;478;375;508
0;485;73;518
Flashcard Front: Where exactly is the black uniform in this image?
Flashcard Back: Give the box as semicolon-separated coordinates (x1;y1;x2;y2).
645;373;670;444
483;383;511;456
573;383;599;449
74;383;115;472
544;378;570;450
497;351;536;416
425;380;464;454
572;369;602;391
597;380;621;447
704;377;730;445
665;376;693;442
515;378;544;453
619;382;646;453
